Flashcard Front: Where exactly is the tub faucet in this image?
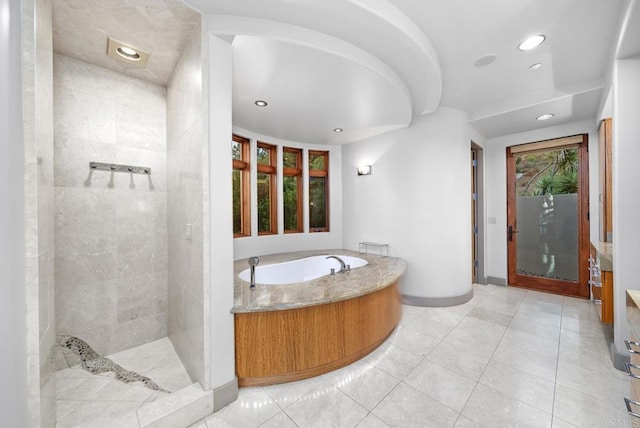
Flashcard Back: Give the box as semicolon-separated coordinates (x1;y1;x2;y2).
248;256;259;289
326;255;347;274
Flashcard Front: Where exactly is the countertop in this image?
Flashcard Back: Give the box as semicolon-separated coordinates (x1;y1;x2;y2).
593;241;613;272
627;290;640;339
232;249;406;313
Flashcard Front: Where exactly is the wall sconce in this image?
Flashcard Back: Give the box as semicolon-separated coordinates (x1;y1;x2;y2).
357;165;372;176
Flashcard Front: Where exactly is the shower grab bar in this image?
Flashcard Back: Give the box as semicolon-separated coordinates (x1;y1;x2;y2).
89;161;151;175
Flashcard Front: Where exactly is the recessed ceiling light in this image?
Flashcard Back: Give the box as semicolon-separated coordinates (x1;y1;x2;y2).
518;35;546;51
116;46;141;61
333;128;343;133
106;37;150;68
529;63;543;71
536;113;554;121
474;54;496;67
255;100;268;107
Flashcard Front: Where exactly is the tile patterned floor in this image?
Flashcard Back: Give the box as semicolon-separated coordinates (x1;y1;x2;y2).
195;284;632;428
55;337;192;427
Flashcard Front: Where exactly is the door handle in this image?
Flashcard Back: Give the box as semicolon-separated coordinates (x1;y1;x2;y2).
508;225;519;241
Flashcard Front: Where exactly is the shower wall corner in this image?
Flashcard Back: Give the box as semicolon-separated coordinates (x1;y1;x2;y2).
22;0;56;426
166;17;209;389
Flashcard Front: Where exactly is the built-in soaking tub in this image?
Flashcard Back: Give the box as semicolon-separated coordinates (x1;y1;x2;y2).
238;254;368;284
232;250;405;387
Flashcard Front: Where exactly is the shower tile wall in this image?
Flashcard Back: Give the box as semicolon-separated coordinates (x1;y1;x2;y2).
167;27;207;387
23;0;56;426
53;54;168;359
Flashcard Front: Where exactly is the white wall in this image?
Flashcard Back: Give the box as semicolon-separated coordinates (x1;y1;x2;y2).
167;25;208;387
612;58;640;355
207;34;237;402
484;119;599;283
23;0;56;425
232;128;343;260
0;0;27;424
342;108;472;302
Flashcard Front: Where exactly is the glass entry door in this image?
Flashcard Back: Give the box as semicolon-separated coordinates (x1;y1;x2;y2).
506;135;590;298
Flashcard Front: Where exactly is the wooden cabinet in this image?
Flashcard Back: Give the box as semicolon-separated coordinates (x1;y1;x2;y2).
590;243;613;324
628;331;640;418
625;295;640;419
598;271;614;324
599;118;613;242
593;119;614;323
234;281;402;387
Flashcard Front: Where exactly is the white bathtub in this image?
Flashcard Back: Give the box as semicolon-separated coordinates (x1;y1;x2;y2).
238;254;368;285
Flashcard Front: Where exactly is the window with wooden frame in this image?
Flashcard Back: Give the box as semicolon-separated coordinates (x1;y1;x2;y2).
232;135;250;237
257;142;278;235
308;150;329;232
283;147;303;233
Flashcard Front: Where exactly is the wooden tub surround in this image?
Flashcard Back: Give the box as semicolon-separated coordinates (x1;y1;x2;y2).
233;250;405;387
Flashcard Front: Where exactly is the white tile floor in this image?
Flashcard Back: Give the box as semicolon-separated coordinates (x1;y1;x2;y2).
196;284;632;428
55;337;192;427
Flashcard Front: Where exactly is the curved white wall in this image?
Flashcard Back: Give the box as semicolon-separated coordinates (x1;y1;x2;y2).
342;108;472;304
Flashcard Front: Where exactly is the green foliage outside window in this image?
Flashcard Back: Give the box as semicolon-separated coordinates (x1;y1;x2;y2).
283;176;299;231
309;153;325;170
516;148;578;197
309;177;326;229
232;170;241;234
257;173;271;233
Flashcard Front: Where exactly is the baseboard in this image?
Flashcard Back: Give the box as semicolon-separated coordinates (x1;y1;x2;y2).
486;276;507;286
213;377;238;412
611;342;630;372
402;289;473;307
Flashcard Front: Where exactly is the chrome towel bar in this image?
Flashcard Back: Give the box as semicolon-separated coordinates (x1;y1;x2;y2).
89;162;151;175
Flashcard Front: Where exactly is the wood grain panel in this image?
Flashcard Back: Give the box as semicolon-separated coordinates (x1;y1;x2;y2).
600;271;614;324
234;281;402;387
599;118;613;242
632;332;640;401
508;135;583;154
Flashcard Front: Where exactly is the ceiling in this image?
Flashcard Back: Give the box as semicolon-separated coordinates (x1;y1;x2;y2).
53;0;635;142
52;0;200;86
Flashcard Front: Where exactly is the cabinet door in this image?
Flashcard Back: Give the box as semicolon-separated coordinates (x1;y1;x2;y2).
632;332;640;401
600;271;613;324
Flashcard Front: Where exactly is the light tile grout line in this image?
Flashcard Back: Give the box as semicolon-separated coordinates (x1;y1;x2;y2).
549;295;566;426
220;287;622;428
449;284;525;428
346;283;505;428
263;302;433;427
371;294;474;425
345;283;488;427
295;302;433;426
213;301;418;427
551;295;626;426
233;284;598;428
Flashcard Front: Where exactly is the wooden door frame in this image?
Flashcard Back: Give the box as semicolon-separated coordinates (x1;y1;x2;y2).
599;118;613;242
471;142;486;284
471;148;477;283
506;134;590;298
